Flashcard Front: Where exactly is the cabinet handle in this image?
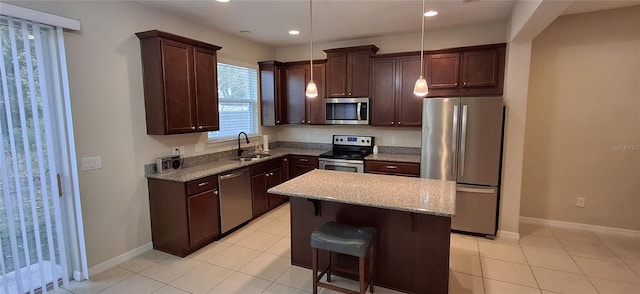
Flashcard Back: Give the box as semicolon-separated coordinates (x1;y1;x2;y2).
198;182;209;187
307;121;311;123
463;82;467;86
398;122;402;125
198;126;203;130
348;92;352;96
342;93;346;96
214;190;219;195
276;120;280;124
191;126;196;130
284;158;288;162
299;159;309;162
391;122;394;125
301;120;305;123
266;174;269;177
386;166;398;169
269;172;274;176
455;82;458;86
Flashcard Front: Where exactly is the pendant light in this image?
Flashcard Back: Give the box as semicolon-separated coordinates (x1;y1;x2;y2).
413;0;428;97
305;0;318;98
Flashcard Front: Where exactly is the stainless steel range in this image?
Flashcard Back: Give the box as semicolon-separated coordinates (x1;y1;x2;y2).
319;135;375;173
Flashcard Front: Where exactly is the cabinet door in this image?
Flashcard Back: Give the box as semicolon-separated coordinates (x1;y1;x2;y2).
285;65;307;124
193;46;219;132
160;39;195;133
348;51;371;97
396;56;423;127
282;156;290;181
267;168;286;207
187;190;219;247
461;49;498;88
305;63;325;124
370;58;396;126
326;52;348;97
251;173;270;217
426;53;460;98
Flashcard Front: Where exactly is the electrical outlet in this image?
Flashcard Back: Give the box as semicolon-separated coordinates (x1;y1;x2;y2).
172;146;185;156
576;197;586;208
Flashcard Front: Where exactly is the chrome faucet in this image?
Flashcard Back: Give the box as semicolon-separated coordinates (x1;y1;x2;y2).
237;132;250;157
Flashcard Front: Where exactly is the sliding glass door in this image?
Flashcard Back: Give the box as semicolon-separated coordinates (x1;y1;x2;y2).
1;16;70;294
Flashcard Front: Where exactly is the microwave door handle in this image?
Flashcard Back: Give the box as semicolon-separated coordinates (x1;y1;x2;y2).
357;102;362;121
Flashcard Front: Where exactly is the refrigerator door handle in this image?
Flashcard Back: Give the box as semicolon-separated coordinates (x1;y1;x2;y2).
460;104;468;177
456;186;496;194
451;105;459;177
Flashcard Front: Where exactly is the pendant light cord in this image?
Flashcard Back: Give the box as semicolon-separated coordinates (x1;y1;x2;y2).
309;0;314;81
419;0;425;78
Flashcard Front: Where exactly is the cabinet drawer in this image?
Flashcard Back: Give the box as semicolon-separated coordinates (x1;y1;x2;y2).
365;160;420;177
251;158;283;175
290;155;318;167
186;175;218;196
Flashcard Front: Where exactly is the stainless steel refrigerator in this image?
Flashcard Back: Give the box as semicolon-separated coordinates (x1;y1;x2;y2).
420;97;504;237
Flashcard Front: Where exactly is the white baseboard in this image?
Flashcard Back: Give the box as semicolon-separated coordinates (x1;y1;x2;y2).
87;242;153;278
497;230;520;240
520;216;640;238
72;270;83;282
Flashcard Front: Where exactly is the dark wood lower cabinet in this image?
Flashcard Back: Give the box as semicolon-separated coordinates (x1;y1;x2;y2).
147;175;220;257
251;158;287;218
290;197;450;294
365;160;420;177
289;155;318;178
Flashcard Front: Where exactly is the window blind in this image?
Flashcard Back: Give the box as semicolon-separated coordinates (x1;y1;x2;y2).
208;63;259;140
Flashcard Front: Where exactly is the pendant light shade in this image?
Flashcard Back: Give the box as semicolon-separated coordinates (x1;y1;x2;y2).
414;0;429;97
305;80;318;98
305;0;316;98
413;76;428;96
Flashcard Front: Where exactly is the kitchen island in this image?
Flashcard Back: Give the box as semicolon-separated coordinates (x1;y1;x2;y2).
268;169;456;294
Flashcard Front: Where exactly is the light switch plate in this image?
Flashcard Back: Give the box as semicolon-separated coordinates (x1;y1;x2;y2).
81;156;102;171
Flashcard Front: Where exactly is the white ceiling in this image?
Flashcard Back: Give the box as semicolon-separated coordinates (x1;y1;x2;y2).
136;0;640;47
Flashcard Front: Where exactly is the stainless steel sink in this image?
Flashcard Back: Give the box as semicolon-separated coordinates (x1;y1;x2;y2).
238;153;272;162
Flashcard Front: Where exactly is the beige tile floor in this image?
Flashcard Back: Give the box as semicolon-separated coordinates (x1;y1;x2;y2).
55;203;640;294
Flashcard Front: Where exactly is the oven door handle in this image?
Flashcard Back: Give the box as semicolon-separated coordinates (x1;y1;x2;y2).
319;159;364;165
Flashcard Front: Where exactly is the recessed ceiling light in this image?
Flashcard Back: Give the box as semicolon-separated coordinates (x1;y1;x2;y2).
216;0;230;3
289;30;300;35
424;10;438;17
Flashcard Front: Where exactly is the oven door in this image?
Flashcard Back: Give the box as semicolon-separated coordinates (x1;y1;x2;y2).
319;158;364;173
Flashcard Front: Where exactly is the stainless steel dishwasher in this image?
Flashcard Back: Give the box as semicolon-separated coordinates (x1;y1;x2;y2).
218;168;252;234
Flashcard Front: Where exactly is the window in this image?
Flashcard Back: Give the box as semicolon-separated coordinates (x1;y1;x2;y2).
208;62;259;140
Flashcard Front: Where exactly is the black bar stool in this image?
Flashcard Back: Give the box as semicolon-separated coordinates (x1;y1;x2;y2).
311;221;376;294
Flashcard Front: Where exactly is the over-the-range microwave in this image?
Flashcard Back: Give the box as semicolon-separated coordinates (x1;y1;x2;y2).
324;97;369;125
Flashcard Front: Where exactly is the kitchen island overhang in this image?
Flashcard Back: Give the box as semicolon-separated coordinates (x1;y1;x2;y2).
268;169;456;294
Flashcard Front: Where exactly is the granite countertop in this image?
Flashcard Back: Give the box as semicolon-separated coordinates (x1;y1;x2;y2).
365;153;421;164
268;169;455;217
146;148;327;182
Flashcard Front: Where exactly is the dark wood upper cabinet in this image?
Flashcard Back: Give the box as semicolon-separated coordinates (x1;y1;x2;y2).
426;43;506;97
305;63;326;125
370;54;423;127
370;58;396;126
259;61;287;126
285;64;307;124
324;45;379;98
136;30;221;135
427;53;460;89
461;49;499;88
260;60;325;126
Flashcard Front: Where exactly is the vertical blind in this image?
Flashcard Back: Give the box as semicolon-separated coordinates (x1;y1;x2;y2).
0;16;69;293
208;62;259;140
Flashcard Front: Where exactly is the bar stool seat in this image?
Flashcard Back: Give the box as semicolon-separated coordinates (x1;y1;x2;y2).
311;221;376;294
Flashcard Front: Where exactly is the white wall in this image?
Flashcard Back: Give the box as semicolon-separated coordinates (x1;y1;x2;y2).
8;1;275;270
521;6;640;230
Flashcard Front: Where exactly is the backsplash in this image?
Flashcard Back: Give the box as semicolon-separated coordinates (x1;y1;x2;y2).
144;141;419;175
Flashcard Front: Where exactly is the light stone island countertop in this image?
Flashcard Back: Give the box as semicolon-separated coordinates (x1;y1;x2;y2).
268;169;455;217
146;148;326;182
365;153;420;163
